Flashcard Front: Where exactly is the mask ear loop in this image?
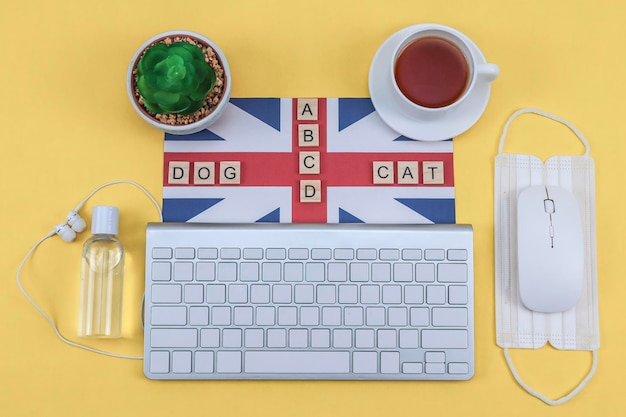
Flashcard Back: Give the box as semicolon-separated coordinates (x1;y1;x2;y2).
497;108;591;156
504;348;598;406
498;109;597;405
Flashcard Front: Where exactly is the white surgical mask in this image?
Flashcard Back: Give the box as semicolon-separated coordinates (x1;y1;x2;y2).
494;108;599;405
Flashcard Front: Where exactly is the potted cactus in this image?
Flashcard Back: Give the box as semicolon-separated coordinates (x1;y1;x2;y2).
127;30;231;135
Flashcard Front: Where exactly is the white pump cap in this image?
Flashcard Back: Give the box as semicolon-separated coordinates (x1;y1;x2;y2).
91;206;119;236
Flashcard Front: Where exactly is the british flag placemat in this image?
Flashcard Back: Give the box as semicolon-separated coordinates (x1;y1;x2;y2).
162;98;455;224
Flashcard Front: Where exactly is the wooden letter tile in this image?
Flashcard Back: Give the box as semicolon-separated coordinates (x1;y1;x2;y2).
168;161;190;185
193;162;215;185
297;98;318;121
299;152;320;175
220;161;241;184
373;161;394;184
423;161;444;184
397;162;419;184
298;124;319;147
300;180;322;203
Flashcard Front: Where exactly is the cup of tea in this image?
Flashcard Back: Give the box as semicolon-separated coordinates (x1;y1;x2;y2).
391;24;499;116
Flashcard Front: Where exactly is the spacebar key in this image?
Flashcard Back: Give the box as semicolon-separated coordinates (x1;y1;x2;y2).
245;351;350;374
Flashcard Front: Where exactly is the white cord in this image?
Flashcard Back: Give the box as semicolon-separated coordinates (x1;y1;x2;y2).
504;348;598;405
16;180;163;360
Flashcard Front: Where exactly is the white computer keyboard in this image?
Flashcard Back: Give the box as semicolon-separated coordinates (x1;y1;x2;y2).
143;222;474;380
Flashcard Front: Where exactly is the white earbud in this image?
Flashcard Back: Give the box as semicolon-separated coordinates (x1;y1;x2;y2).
66;210;87;233
54;223;77;243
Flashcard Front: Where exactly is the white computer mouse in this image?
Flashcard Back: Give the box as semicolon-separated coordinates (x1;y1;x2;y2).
516;185;584;313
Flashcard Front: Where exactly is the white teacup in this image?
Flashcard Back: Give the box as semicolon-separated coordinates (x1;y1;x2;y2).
390;24;499;118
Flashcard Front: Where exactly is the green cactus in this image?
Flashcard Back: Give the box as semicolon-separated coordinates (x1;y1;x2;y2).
136;41;216;115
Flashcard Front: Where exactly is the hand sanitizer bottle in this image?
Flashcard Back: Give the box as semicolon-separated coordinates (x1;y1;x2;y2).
77;206;125;338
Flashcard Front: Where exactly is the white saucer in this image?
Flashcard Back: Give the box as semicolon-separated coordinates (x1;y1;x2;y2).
369;25;493;141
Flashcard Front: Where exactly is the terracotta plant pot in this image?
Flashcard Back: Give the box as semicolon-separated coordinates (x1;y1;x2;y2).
127;30;231;135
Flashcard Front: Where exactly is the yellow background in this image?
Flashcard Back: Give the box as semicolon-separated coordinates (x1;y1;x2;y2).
1;0;625;415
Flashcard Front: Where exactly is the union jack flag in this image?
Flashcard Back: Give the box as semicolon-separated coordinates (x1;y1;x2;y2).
162;98;455;224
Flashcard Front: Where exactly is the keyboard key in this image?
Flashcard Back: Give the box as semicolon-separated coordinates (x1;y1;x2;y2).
244;351;350;374
173;262;193;281
233;306;254;326
300;306;319;325
399;329;419;348
317;285;336;304
206;284;226;304
223;329;242;348
151;329;197;348
189;306;209;326
289;248;309;260
382;285;402;304
220;248;241;260
388;307;408;326
294;284;314;303
410;307;429;326
425;351;446;363
356;248;377;260
328;263;348;282
228;284;248;304
240;262;259;282
273;284;292;303
195;351;214;373
211;306;231;325
349;263;369;282
402;249;422;261
311;329;331;348
393;263;413;282
426;363;446;374
151;284;182;303
322;307;341;326
151;262;171;281
278;306;297;326
184;284;204;303
338;285;358;304
305;263;325;281
289;329;308;348
196;262;215;281
402;362;423;374
372;263;391;282
244;329;264;348
432;307;468;327
201;328;221;348
426;285;446;305
243;248;263;260
448;362;470;374
267;329;287;348
172;351;192;373
447;249;468;261
353;351;377;373
256;306;275;326
415;264;435;282
344;306;363;326
404;285;424;304
449;286;468;305
150;351;169;373
366;307;385;326
333;329;352;348
334;248;354;260
216;351;242;373
379;249;399;260
421;330;468;349
266;248;286;260
197;248;218;260
217;262;237;282
377;329;397;348
424;249;445;261
152;248;172;259
262;263;281;282
361;285;380;304
380;351;400;374
284;263;304;282
311;248;332;260
355;329;375;348
438;263;468;283
175;248;195;259
250;284;270;303
151;306;187;326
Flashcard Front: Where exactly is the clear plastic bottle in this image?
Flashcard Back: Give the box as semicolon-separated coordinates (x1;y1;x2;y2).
77;206;125;338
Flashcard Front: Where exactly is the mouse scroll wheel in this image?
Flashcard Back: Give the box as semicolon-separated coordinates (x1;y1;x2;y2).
544;199;555;214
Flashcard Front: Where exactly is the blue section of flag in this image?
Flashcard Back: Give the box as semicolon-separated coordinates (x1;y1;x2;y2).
165;129;226;141
256;208;281;223
163;198;223;222
338;208;365;223
231;98;282;131
395;198;456;224
338;98;376;131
